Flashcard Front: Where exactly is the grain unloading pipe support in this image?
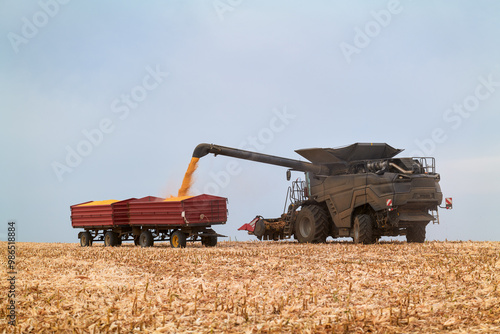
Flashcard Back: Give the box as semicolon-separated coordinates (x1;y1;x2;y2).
192;143;330;175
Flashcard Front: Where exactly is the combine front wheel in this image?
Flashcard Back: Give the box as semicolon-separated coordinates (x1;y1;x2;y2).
294;205;329;243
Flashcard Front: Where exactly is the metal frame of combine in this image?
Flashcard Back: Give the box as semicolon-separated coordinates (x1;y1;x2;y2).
194;143;452;244
71;194;228;248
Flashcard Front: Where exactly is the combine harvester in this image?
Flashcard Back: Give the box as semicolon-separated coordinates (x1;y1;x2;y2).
192;143;452;244
71;195;227;248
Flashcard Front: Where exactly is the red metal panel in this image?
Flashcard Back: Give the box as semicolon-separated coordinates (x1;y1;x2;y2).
183;195;227;224
128;195;227;226
128;196;185;225
130;198;184;225
111;198;136;226
71;202;115;228
72;194;228;229
71;198;136;228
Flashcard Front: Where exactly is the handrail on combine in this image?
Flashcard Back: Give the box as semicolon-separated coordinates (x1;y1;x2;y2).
283;179;306;213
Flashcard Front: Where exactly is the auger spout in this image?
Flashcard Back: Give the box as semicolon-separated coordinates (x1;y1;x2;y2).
192;143;330;175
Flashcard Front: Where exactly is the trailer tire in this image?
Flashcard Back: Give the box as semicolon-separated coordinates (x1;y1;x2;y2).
201;236;217;247
80;231;92;247
352;214;374;244
170;230;187;248
406;223;426;243
294;205;329;243
104;231;119;247
139;230;154;248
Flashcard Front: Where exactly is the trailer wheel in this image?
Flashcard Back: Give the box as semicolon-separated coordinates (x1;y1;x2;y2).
139;230;154;247
294;205;329;243
201;236;217;247
170;230;187;248
80;231;92;247
104;231;119;247
406;223;426;243
352;214;374;244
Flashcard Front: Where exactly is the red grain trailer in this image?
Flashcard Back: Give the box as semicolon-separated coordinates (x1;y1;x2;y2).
71;194;227;248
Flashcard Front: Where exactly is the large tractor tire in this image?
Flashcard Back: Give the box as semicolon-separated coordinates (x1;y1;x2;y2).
104;231;119;247
352;214;374;244
80;231;92;247
294;205;329;243
139;230;154;247
406;223;426;243
170;230;187;248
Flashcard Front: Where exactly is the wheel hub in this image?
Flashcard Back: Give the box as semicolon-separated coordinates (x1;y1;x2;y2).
172;235;179;247
300;217;312;237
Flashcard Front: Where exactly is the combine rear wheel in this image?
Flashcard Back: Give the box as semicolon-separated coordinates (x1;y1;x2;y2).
201;236;217;247
80;231;92;247
352;214;374;244
139;230;154;247
294;205;329;243
170;230;187;248
406;223;426;243
104;231;119;247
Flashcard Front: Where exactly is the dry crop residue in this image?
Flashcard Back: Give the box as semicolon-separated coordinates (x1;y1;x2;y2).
1;241;499;333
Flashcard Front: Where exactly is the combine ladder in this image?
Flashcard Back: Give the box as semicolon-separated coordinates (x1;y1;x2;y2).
282;180;307;238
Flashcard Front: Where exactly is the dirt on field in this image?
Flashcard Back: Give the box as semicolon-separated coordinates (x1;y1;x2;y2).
1;241;499;333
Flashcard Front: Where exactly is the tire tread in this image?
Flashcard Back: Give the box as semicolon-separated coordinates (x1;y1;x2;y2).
295;205;329;243
353;214;374;244
406;223;426;243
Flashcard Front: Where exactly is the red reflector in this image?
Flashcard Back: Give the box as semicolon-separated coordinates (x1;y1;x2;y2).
445;197;453;209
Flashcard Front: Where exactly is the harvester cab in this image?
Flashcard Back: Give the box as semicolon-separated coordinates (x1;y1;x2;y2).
193;143;452;244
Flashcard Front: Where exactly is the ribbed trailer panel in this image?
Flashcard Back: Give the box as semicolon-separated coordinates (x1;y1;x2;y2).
71;202;115;228
128;195;227;226
70;199;136;228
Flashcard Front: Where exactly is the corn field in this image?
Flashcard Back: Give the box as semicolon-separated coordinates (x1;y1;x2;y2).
1;241;499;333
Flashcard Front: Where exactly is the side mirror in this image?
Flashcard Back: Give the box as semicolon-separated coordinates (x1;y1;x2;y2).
286;169;291;181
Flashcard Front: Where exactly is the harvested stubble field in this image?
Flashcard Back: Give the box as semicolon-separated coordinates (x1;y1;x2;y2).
1;241;500;333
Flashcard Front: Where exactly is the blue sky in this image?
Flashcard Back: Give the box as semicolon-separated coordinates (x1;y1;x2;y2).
1;0;499;243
